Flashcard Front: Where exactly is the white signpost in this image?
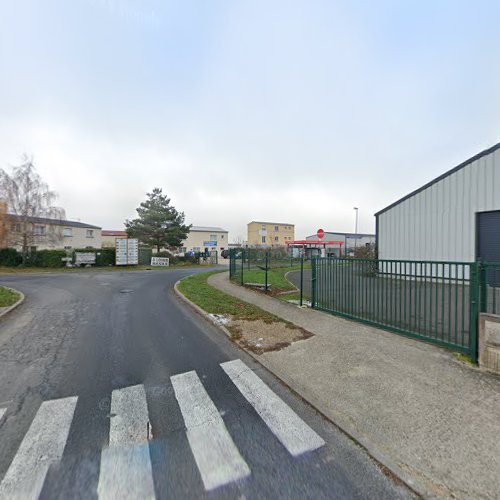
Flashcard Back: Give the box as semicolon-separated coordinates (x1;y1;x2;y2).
150;257;169;267
116;238;139;265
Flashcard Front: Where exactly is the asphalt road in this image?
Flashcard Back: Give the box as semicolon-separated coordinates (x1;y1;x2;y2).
0;268;413;499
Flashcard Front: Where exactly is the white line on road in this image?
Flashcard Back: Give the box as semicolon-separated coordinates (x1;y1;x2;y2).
0;396;78;500
171;371;250;491
221;359;325;456
98;384;155;499
0;408;6;421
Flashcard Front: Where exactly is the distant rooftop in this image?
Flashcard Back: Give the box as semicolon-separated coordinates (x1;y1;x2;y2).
190;226;228;232
248;221;294;226
9;214;101;229
102;230;127;236
306;231;375;238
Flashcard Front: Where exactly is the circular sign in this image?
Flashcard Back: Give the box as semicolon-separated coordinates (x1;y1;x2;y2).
317;228;325;239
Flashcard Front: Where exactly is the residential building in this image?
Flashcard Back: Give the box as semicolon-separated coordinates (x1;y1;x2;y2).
305;231;375;257
179;226;228;256
247;221;295;247
102;230;128;248
375;141;500;262
5;215;102;251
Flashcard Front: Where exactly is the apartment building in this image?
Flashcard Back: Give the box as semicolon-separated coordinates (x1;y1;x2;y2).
247;221;295;247
6;215;102;251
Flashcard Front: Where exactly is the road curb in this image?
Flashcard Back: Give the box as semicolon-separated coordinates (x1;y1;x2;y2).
173;276;432;499
0;286;25;320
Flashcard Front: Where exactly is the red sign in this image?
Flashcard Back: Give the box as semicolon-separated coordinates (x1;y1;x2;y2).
317;228;325;239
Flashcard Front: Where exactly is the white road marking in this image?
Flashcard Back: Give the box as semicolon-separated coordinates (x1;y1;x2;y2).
98;384;155;499
109;384;149;446
0;408;6;421
171;371;250;491
0;396;78;500
221;359;325;456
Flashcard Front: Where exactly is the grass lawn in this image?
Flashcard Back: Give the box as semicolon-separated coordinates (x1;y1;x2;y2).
0;286;21;307
177;271;282;323
239;264;310;292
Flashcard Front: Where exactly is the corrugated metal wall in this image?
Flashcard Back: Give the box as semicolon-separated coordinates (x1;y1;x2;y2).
377;148;500;262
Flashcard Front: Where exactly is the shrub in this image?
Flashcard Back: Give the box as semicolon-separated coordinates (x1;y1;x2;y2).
26;249;67;268
96;248;115;266
0;248;22;267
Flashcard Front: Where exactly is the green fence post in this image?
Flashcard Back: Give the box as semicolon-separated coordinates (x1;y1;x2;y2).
300;254;304;306
241;249;244;285
311;257;317;308
265;252;269;292
469;262;479;363
479;261;487;312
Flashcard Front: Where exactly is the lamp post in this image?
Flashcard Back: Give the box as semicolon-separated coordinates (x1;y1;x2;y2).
353;207;359;254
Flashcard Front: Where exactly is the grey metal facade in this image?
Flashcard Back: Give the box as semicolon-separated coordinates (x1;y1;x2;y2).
376;142;500;262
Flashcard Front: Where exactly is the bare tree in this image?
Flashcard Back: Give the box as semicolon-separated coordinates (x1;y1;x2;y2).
0;155;65;262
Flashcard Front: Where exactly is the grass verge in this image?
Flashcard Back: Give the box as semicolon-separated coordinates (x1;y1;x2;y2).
0;286;20;307
177;271;279;322
239;264;310;293
177;271;313;353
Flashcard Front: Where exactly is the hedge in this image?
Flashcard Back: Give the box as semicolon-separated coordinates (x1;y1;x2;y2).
0;248;23;267
26;249;67;268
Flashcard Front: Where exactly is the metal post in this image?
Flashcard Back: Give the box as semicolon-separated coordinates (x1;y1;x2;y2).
479;261;487;312
300;254;304;306
469;262;479;363
311;257;317;308
265;252;269;292
241;249;244;285
354;207;359;253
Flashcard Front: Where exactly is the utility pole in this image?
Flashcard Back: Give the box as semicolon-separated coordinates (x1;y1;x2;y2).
353;207;359;254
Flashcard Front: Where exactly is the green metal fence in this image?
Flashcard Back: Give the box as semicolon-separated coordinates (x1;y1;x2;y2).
229;248;303;293
312;257;479;360
479;262;500;314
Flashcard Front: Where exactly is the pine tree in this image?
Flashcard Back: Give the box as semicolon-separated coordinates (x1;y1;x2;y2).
125;188;190;252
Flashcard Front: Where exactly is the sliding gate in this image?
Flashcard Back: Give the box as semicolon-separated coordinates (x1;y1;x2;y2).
311;258;479;360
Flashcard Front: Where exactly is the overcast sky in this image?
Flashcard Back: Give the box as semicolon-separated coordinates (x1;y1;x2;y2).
1;0;500;241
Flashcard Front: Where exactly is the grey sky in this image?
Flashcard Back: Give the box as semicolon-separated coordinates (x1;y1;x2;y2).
1;0;499;241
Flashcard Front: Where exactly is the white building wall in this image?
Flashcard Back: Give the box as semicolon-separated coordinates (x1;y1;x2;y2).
377;147;500;262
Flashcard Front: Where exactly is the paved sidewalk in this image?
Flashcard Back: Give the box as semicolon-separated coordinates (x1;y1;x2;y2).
209;272;500;499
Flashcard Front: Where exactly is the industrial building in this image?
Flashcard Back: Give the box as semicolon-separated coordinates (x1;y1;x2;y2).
305;231;375;257
375;142;500;262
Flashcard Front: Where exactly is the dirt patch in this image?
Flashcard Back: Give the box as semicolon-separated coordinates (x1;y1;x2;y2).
227;318;313;354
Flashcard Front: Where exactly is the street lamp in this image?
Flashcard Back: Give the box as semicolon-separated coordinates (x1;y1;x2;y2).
353;207;359;253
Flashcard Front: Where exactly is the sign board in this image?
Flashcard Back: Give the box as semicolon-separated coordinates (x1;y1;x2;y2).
317;228;325;239
203;241;217;247
151;257;169;266
116;238;139;265
75;252;96;265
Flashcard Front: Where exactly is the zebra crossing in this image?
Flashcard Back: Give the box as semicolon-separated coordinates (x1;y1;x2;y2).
0;360;325;499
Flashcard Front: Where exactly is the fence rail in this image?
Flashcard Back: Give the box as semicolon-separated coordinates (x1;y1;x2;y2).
312;257;478;359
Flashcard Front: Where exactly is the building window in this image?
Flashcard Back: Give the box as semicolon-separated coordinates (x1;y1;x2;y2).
63;227;72;237
210;234;217;241
64;246;72;250
262;236;266;243
11;223;21;232
193;247;200;252
86;229;94;238
180;247;187;253
221;235;224;239
34;224;46;235
275;226;279;231
274;236;279;241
